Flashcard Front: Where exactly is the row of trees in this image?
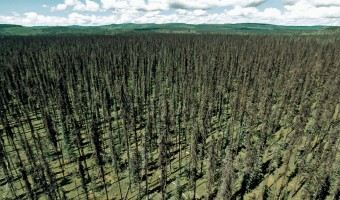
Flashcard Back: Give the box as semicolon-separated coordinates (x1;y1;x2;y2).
0;34;339;199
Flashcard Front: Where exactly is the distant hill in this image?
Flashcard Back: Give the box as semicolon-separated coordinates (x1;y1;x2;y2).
0;23;337;36
0;24;23;28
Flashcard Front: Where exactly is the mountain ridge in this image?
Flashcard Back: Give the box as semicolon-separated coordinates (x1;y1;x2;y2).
0;23;337;36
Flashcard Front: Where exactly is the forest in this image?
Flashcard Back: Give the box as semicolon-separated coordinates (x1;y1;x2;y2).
0;34;339;200
0;23;339;36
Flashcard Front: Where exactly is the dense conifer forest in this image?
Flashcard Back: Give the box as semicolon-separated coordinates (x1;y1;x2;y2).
0;34;339;199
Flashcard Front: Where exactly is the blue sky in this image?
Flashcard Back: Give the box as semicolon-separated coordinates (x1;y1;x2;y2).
1;0;340;26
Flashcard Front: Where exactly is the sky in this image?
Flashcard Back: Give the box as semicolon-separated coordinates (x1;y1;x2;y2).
1;0;340;26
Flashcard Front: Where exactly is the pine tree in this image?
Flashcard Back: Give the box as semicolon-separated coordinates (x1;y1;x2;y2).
175;175;183;200
131;149;142;199
78;158;89;200
90;114;109;200
217;150;234;200
206;136;217;199
189;123;199;200
158;129;168;200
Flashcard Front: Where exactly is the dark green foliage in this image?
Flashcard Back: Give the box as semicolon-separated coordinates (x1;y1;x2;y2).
158;129;168;200
0;23;336;36
42;111;58;150
131;150;142;198
206;136;217;199
189;123;199;199
175;175;183;200
78;158;88;199
0;34;339;200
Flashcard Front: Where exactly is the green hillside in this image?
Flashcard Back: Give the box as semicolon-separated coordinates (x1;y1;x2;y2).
0;23;336;36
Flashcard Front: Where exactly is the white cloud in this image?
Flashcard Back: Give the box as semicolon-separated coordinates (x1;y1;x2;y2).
168;0;267;10
309;0;340;7
228;6;258;17
20;12;68;26
52;0;100;12
285;0;340;7
261;8;282;19
1;6;340;26
76;0;100;11
55;4;67;11
142;0;170;11
225;7;283;24
101;0;169;11
52;0;76;11
1;0;340;26
193;10;207;16
175;9;187;15
284;0;340;19
100;0;267;11
284;0;297;5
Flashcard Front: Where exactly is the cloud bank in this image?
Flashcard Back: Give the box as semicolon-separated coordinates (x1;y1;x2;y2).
1;0;340;26
52;0;100;12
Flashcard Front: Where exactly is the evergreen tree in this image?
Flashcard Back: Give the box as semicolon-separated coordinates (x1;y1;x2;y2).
206;136;217;199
